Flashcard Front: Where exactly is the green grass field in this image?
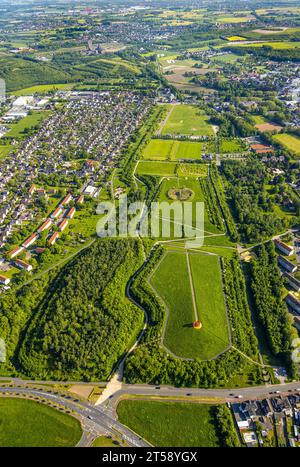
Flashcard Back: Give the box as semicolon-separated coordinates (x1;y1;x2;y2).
117;400;221;447
232;41;300;49
92;436;121;447
161;105;214;136
0;145;12;158
6;111;49;138
273;133;300;155
136;160;177;176
142;139;204;161
0;398;82;447
11;83;75;96
157;177;220;236
251;115;267;125
150;251;230;360
218;138;248;154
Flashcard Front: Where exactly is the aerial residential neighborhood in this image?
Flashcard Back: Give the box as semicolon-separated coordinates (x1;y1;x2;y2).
0;0;299;455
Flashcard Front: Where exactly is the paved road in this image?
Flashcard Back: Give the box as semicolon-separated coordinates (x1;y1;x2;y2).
0;387;149;447
106;381;300;409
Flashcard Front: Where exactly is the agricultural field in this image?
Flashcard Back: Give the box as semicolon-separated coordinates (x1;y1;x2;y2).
142;139;205;161
160;105;214;137
150;251;230;360
273;133;300;155
117;400;221;447
231;41;300;49
226;36;246;41
0;398;82;447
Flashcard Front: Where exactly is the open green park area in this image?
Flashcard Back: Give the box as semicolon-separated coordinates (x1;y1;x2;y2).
0;398;82;447
218;138;248;154
157;177;220;236
142;139;205;161
136;161;208;179
6;111;50;138
117;400;221;447
273;133;300;155
160;105;214;136
150;251;230;360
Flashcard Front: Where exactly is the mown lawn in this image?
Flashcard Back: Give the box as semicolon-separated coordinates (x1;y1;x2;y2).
150;251;230;360
0;398;82;447
92;436;121;447
136;160;177;176
117;400;221;447
142;139;204;161
218;138;248;154
273;133;300;155
161;104;214;136
157;177;220;235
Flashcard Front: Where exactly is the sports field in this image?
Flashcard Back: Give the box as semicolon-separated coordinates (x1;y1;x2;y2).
136;160;177;176
150;251;230;360
117;400;221;447
161;105;214;136
273;133;300;155
142;139;204;161
0;398;82;447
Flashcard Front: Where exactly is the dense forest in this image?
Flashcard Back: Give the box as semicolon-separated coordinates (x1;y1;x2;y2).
0;239;145;380
222;159;286;244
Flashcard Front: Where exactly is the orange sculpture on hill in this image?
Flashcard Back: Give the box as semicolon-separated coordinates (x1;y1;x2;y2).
193;320;202;330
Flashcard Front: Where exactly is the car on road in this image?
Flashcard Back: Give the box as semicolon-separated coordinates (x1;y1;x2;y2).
155;386;160;389
186;393;192;396
236;395;243;399
87;415;93;420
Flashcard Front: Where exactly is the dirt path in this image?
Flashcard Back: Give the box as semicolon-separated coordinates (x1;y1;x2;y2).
186;251;199;322
157;104;176;135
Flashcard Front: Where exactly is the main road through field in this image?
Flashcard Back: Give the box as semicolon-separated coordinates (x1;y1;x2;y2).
0;386;149;447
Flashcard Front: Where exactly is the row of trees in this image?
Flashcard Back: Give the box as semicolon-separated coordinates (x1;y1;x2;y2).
200;177;224;231
215;405;240;447
250;242;298;378
210;164;239;241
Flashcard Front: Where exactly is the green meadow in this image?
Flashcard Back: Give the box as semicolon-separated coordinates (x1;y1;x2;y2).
150;251;230;360
0;398;82;447
273;133;300;155
161;105;214;136
117;400;221;447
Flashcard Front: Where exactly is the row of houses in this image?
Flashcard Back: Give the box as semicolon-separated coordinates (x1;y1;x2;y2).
0;195;84;284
